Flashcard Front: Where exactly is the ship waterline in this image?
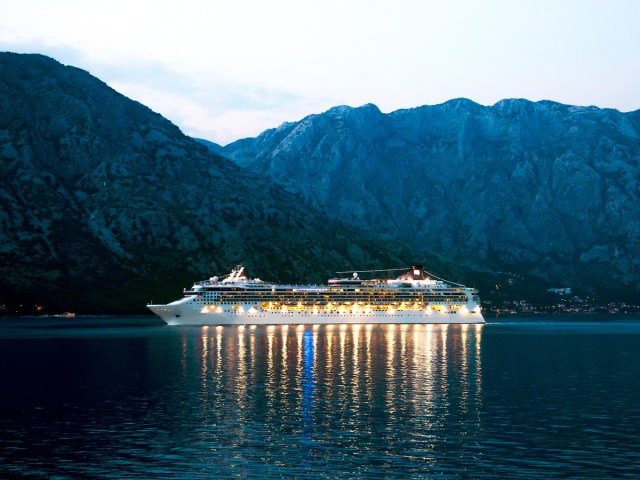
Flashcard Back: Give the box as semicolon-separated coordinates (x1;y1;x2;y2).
148;265;485;326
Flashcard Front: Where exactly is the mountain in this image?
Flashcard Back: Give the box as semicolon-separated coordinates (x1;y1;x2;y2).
0;53;410;314
195;137;224;155
221;100;640;300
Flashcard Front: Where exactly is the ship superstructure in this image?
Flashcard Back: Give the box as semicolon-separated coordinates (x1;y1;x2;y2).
148;265;484;325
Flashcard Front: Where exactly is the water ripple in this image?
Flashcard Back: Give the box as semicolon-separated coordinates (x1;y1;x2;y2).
0;319;639;477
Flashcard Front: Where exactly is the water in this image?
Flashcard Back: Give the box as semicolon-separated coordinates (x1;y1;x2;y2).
1;316;639;478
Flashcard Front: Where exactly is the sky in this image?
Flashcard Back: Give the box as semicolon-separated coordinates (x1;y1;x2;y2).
1;0;639;145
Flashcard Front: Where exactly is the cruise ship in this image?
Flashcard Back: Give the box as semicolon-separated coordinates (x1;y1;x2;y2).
148;265;485;326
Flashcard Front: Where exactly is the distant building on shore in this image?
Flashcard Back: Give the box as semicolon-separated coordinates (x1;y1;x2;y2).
548;287;572;295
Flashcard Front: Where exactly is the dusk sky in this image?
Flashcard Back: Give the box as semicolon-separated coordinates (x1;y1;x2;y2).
2;0;639;144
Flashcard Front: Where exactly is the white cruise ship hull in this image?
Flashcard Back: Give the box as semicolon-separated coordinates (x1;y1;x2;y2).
148;298;485;326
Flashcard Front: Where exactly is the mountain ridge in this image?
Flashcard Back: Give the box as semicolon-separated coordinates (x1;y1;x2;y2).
221;99;640;299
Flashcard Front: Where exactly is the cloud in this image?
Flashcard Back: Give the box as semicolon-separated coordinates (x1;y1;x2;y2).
0;34;319;144
103;61;318;144
0;29;87;67
101;60;302;111
109;77;326;145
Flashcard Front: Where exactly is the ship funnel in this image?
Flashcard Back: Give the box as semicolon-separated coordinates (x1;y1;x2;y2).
396;265;425;280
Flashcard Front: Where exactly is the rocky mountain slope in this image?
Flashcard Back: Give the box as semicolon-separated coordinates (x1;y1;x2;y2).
222;101;640;299
0;53;408;314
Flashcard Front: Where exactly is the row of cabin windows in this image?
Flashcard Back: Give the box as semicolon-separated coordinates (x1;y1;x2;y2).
206;293;467;301
198;288;463;296
202;300;465;306
195;290;469;301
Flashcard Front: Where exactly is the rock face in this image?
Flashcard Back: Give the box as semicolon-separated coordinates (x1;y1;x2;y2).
0;53;406;313
222;100;640;298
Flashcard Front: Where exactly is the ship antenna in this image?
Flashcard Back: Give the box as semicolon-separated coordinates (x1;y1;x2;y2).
423;269;466;287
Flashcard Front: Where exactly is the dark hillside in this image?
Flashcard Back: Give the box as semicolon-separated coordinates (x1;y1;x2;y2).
0;53;407;314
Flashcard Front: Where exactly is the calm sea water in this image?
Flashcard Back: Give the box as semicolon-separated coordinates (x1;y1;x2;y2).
1;315;639;479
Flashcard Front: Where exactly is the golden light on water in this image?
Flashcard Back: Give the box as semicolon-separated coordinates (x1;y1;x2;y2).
190;322;484;446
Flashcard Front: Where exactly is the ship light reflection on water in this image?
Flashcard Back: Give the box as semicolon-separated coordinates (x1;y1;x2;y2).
187;323;483;456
